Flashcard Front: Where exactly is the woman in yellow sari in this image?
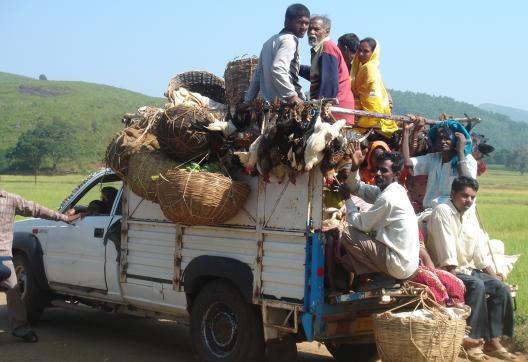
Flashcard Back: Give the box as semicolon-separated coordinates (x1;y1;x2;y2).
350;38;397;136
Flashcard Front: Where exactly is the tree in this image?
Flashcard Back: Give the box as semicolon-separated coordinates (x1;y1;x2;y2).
505;146;528;175
39;74;47;80
6;129;51;183
6;120;78;181
43;120;77;171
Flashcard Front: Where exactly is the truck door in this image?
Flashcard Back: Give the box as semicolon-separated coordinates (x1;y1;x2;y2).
43;177;122;291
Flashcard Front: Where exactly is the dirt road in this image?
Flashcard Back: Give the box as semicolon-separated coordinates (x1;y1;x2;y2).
2;295;524;362
0;295;332;362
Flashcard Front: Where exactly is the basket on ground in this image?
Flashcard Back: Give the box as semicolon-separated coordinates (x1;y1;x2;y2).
372;306;467;362
165;70;225;104
157;169;250;226
155;104;216;161
105;127;160;179
224;57;259;110
126;152;177;202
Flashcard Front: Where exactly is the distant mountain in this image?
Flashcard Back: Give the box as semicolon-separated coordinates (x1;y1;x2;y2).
391;90;528;150
0;72;164;171
479;103;528;124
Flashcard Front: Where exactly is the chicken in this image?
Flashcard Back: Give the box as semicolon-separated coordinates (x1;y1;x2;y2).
234;135;262;174
205;120;238;137
304;117;347;171
270;163;289;184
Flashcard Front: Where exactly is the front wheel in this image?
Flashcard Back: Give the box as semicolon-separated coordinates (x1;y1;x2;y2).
13;253;44;324
325;342;378;362
190;280;265;362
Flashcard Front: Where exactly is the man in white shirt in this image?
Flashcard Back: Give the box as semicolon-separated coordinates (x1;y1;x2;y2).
402;118;477;210
340;146;419;282
428;176;515;360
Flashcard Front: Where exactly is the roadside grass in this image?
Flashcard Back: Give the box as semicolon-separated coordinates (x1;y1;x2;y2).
0;174;84;211
1;169;527;348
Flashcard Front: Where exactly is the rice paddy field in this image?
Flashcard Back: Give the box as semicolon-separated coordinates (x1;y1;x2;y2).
1;168;527;347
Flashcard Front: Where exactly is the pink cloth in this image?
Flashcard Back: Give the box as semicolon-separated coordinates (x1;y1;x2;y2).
412;265;465;305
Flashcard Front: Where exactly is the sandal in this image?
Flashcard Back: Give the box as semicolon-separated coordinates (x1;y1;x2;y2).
463;347;490;361
484;347;519;361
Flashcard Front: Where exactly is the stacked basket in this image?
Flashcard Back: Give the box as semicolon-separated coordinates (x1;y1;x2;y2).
105;70;250;226
224;57;259;115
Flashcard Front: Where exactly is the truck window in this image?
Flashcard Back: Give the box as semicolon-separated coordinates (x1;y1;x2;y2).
68;180;122;216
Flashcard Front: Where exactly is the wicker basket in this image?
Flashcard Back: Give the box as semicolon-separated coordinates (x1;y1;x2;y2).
224;57;259;109
372;298;467;362
105;127;160;179
126;152;177;202
157;168;250;226
155;104;216;161
165;70;225;104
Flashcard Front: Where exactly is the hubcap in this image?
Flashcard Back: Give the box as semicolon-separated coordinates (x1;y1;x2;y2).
202;302;238;357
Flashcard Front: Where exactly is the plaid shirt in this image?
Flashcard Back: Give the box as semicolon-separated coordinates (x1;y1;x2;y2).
0;189;67;256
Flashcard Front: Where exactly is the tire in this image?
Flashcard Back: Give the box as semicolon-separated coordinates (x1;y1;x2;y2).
13;253;44;325
326;343;378;362
190;280;265;362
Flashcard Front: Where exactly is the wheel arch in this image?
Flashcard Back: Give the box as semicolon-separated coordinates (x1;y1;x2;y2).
183;256;254;305
12;231;50;290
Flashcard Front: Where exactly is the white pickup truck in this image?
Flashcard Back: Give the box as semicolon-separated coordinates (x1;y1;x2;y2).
13;167;415;361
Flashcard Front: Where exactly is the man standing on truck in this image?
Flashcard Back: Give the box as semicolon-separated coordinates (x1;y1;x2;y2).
300;15;355;124
242;3;310;107
427;176;516;361
340;145;420;283
0;189;78;342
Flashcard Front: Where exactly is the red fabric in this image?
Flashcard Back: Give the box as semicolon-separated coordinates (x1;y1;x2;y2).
477;159;487;176
322;41;355;124
412;265;465;305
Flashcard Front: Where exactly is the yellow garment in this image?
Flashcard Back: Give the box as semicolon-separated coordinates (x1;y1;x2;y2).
350;41;397;136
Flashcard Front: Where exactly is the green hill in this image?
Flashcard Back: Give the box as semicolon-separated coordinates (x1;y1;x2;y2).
479;103;528;124
0;72;164;171
1;72;527;172
391;90;528;151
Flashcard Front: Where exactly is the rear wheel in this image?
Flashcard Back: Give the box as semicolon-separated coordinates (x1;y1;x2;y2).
13;253;44;324
325;343;378;362
190;280;265;362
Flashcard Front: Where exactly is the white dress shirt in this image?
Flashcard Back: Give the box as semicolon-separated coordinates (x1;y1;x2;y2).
427;200;490;275
344;171;419;279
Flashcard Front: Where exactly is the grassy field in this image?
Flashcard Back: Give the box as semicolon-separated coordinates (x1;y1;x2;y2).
1;169;527;345
0;174;86;211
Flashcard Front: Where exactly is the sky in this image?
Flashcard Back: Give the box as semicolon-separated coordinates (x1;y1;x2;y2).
1;0;527;110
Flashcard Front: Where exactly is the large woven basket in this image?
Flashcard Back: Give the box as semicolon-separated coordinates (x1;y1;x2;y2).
157;169;250;226
165;70;225;104
105;127;160;179
155;104;216;161
372;304;467;362
224;57;259;109
126;152;177;202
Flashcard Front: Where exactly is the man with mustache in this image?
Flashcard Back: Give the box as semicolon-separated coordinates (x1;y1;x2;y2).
338;144;419;284
427;176;516;361
243;3;310;107
300;15;355;124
